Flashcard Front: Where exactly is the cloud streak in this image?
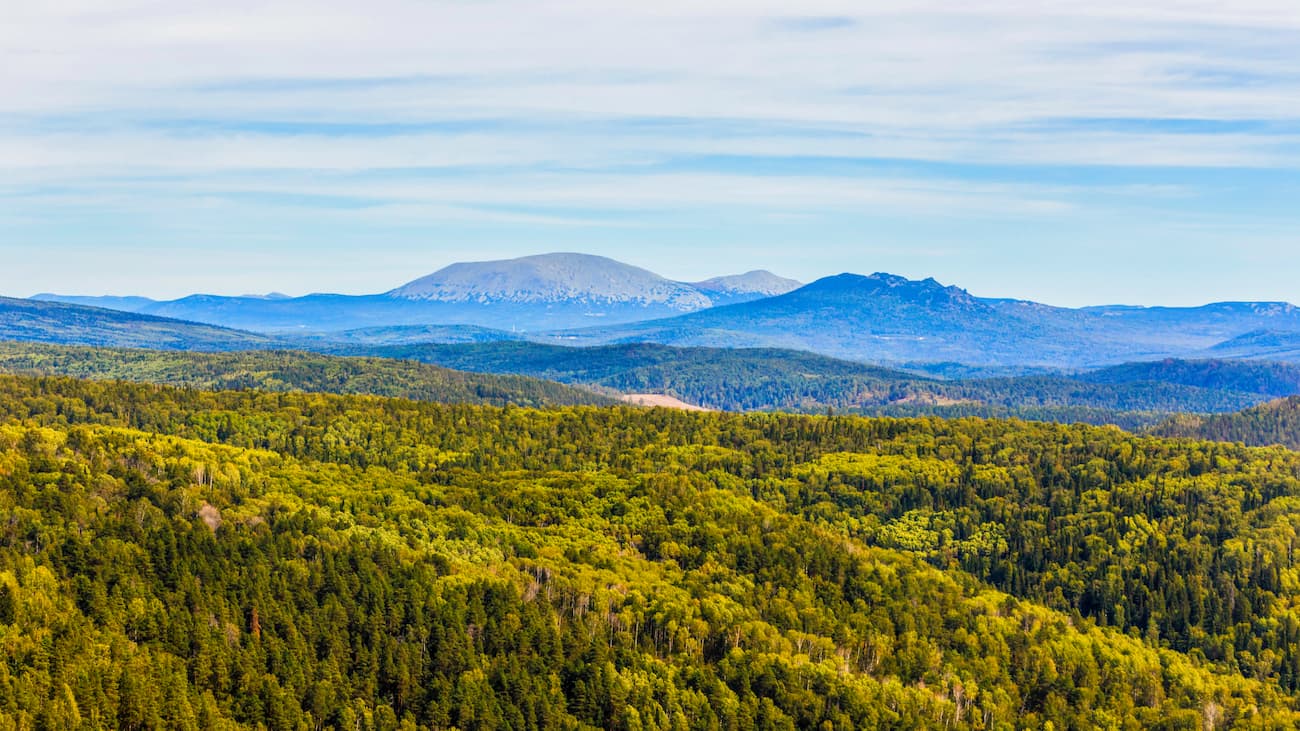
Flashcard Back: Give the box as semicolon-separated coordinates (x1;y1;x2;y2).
1;1;1299;302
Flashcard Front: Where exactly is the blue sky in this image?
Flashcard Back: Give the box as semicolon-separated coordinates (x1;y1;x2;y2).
3;1;1299;306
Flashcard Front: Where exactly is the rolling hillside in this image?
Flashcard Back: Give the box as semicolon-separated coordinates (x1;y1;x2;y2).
349;342;1291;425
1153;396;1300;449
1;300;1294;425
1078;358;1300;396
0;296;277;351
0;342;612;408
4;375;1300;726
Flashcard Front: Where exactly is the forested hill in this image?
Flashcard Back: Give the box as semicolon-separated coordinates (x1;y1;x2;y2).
0;296;276;351
0;341;612;408
355;341;923;411
352;342;1286;426
1078;358;1300;396
5;375;1300;726
1154;396;1300;449
0;340;1294;430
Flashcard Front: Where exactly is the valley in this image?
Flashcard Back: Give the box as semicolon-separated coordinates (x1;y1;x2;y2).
9;2;1298;726
6;253;1300;729
2;341;1296;431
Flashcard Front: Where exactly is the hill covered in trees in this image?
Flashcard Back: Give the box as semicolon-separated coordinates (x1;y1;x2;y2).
4;375;1300;726
352;342;1292;426
0;297;277;351
6;296;1300;428
0;342;611;409
1;341;1295;431
1078;358;1300;397
1154;396;1300;449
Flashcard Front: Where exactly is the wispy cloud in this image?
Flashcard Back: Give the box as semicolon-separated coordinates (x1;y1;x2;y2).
1;1;1299;302
766;16;857;32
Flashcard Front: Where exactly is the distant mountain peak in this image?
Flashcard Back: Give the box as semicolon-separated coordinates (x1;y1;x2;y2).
868;272;912;285
795;272;978;307
388;252;713;310
693;270;802;297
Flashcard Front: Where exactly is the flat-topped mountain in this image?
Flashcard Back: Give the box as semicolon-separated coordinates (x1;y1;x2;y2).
390;253;713;309
29;294;157;312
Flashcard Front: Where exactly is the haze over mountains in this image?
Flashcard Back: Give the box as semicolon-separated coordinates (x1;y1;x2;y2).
574;273;1300;367
10;250;1300;436
0;296;277;351
1205;330;1300;361
389;253;713;308
36;253;802;333
25;251;1300;368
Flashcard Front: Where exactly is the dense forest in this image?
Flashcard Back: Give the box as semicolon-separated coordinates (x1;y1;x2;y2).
3;339;1298;432
0;342;611;409
861;403;1173;432
352;342;1289;424
1155;396;1300;449
1078;358;1300;396
5;374;1300;727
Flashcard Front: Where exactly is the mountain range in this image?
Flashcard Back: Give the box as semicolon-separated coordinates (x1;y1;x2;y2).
552;272;1300;367
2;336;1296;433
36;253;801;333
9;285;1300;428
23;252;1300;367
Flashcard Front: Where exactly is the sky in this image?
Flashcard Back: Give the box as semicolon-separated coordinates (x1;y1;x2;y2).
3;1;1299;306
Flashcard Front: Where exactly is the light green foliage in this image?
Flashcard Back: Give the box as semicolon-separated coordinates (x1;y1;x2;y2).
1;375;1300;728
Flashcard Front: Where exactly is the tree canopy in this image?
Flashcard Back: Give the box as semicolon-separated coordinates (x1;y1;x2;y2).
2;374;1300;728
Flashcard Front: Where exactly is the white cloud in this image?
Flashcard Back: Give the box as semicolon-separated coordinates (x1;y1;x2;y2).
5;3;1298;175
6;2;1300;135
2;1;1299;300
